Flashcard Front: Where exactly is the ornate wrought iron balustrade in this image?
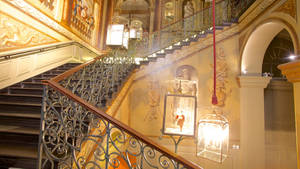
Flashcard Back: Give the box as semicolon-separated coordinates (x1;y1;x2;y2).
38;80;203;169
134;0;256;58
55;51;135;108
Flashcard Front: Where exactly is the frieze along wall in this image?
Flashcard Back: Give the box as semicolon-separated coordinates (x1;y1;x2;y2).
0;0;105;52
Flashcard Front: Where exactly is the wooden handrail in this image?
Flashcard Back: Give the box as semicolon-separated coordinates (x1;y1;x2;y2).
51;54;108;83
44;80;202;169
0;41;106;61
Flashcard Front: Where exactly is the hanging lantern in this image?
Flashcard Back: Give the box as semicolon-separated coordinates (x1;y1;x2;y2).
129;28;137;39
197;112;229;163
196;0;229;163
106;24;126;47
136;27;143;39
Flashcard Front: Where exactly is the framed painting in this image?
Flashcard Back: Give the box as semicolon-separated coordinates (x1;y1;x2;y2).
162;94;197;136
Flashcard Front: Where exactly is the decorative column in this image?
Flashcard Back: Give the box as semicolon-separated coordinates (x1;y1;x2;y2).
238;76;271;169
149;7;155;35
62;0;72;25
278;60;300;169
99;0;109;49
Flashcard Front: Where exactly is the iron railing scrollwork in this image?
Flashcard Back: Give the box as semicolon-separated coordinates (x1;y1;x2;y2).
38;1;256;168
58;50;135;108
39;82;202;169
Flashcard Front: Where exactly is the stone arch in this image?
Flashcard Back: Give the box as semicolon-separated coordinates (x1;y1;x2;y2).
240;18;299;75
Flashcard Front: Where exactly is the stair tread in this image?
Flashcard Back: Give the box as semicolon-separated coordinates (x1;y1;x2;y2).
0;125;39;135
0;101;41;106
9;87;43;90
0;143;37;158
0;93;43;98
0;112;40;119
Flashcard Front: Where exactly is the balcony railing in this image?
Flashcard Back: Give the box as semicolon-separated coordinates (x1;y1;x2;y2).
133;0;256;58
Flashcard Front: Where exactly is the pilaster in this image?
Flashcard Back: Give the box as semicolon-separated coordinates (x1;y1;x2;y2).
238;76;271;169
278;60;300;169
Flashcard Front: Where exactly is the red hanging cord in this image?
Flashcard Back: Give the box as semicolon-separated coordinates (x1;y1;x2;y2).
212;0;218;105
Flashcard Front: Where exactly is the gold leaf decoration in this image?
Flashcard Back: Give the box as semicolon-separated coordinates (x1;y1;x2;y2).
275;0;296;19
0;12;57;51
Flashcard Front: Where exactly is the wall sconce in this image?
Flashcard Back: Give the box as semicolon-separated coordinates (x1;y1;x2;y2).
197;112;229;163
162;94;197;137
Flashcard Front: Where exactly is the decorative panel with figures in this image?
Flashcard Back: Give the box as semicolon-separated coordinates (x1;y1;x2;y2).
70;0;96;40
25;0;59;18
0;12;57;51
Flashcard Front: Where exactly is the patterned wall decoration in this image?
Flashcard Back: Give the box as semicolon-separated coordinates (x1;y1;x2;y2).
4;0;100;49
70;0;96;40
144;78;161;121
0;12;57;51
209;47;231;107
26;0;58;18
275;0;296;19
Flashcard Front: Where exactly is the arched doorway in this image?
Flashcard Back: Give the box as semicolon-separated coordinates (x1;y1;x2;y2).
263;29;297;169
239;19;298;169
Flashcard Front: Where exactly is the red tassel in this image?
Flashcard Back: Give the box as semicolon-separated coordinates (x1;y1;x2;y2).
212;94;218;105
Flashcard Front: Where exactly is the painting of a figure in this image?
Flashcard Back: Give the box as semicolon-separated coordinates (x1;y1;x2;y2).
163;94;196;136
71;0;95;37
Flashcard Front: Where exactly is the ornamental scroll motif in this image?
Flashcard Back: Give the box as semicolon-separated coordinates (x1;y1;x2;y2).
0;12;56;51
274;0;296;19
210;47;230;107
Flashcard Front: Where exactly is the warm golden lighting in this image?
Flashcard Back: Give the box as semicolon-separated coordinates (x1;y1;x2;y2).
197;113;229;163
106;24;125;46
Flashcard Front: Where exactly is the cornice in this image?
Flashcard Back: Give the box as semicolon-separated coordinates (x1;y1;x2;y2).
238;76;271;88
278;60;300;83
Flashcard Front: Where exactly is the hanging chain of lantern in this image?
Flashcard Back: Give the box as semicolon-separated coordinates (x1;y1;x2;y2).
196;0;229;163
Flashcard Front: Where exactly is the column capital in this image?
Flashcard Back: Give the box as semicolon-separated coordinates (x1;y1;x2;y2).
278;60;300;83
238;76;271;88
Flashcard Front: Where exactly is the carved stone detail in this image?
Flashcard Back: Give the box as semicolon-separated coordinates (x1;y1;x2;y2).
210;47;230;107
274;0;296;19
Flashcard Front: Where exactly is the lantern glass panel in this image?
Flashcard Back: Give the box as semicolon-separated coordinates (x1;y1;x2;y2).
129;29;137;39
106;24;125;46
197;113;229;163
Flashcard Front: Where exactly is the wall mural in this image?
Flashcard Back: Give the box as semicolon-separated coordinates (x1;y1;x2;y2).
39;0;56;10
71;0;95;39
144;79;161;121
26;0;58;18
0;12;57;51
209;47;230;107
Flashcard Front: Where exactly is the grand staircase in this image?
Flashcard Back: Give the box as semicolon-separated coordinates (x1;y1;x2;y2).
0;0;257;168
0;63;80;169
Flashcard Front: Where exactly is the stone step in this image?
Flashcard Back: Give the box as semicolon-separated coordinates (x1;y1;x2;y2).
0;94;42;104
8;87;43;95
0;116;40;129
